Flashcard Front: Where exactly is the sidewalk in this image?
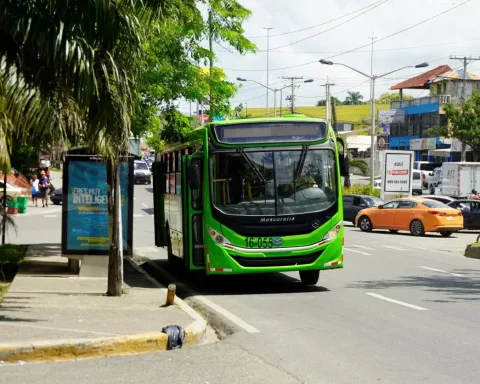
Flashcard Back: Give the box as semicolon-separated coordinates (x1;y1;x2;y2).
0;244;206;363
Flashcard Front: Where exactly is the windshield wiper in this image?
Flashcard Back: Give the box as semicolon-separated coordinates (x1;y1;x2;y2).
237;148;266;184
294;145;309;180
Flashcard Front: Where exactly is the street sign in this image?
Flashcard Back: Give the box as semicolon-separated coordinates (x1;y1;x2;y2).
380;150;414;201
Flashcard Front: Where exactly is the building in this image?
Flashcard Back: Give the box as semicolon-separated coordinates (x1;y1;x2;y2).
387;65;480;161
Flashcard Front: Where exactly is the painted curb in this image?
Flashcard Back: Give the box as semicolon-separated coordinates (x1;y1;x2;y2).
0;260;207;364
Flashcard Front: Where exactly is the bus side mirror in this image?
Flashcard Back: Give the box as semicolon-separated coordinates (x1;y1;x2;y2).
340;154;350;177
189;164;201;190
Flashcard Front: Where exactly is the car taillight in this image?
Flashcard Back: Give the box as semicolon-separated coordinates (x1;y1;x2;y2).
427;210;446;216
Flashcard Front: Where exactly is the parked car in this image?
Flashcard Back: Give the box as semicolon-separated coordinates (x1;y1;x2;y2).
412;170;422;195
355;198;463;237
134;160;151;184
427;167;442;194
50;188;62;205
343;194;384;223
421;195;457;205
447;200;480;230
413;161;442;189
0;181;24;204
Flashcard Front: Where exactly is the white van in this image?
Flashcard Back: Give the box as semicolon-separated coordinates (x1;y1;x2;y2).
412;170;422;195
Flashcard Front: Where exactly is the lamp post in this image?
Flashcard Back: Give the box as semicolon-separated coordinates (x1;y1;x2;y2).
319;59;429;187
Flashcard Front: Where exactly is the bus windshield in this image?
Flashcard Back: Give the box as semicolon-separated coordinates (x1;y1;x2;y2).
210;149;337;216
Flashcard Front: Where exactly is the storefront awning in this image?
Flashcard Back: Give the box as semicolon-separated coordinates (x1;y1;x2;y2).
428;148;458;158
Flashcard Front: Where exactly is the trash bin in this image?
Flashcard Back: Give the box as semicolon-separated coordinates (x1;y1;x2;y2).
7;200;18;215
17;196;27;214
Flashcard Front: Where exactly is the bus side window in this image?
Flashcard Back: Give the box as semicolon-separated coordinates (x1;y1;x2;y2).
191;158;203;210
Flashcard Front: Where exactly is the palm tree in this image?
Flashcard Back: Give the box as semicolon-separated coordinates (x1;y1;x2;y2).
343;91;364;106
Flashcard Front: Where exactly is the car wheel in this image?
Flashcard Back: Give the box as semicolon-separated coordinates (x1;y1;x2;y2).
440;231;452;237
299;270;320;286
389;230;399;233
359;216;373;232
410;219;425;236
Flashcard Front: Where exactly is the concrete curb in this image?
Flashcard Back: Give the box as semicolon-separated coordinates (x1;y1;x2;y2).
0;260;207;364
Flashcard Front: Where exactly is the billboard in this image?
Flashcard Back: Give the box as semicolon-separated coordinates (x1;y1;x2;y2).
61;156;134;256
378;109;405;124
410;138;436;150
380;150;413;200
376;133;389;151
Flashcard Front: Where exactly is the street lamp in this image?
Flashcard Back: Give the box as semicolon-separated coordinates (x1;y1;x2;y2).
319;59;429;187
237;78;279;117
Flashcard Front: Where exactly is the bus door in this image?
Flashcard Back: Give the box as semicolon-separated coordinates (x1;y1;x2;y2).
153;156;166;247
183;153;205;269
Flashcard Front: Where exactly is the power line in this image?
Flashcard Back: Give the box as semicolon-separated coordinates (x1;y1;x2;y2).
256;0;388;52
245;0;387;38
221;1;471;73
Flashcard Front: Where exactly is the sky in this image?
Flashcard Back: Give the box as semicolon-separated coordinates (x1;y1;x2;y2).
177;0;480;115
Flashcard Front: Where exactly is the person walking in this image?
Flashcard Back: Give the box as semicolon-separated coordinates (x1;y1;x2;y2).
30;174;39;206
38;170;51;207
472;189;479;200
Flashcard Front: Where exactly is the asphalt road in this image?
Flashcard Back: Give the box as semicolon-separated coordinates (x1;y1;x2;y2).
3;182;480;383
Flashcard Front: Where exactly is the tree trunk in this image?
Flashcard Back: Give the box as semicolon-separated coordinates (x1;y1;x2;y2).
107;155;123;296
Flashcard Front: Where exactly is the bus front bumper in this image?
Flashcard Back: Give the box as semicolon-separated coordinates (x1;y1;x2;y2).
205;236;344;275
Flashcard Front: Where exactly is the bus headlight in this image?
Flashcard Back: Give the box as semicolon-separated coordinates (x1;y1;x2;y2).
207;226;230;245
323;221;343;242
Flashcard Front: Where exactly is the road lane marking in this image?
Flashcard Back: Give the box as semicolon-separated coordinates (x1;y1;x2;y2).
366;293;428;311
353;245;374;250
134;213;144;218
414;247;428;250
384;245;406;251
420;266;464;277
344;247;371;255
142;203;148;208
44;215;57;218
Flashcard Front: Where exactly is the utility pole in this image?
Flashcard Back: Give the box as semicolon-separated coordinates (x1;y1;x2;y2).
321;77;335;127
368;31;377;184
263;27;273;117
282;76;303;113
450;55;480;161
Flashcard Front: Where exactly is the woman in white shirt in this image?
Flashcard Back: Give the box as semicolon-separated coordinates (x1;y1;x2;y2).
30;174;40;206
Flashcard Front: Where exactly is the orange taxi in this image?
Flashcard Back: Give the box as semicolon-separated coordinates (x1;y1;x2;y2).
354;198;463;237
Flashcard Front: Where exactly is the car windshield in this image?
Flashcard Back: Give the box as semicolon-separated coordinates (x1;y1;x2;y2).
422;200;450;208
210;149;337;216
135;162;149;170
364;197;383;207
416;163;442;171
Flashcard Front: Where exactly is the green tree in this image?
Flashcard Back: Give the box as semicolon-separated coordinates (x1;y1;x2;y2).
429;91;480;161
316;97;342;107
343;92;364;106
160;106;194;143
376;92;414;104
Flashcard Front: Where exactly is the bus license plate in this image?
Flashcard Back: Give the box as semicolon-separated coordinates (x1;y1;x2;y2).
245;237;275;249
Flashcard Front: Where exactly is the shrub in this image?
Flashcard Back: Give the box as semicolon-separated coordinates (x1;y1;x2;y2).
343;184;380;197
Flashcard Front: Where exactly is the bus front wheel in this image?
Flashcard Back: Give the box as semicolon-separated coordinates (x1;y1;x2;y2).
299;270;320;286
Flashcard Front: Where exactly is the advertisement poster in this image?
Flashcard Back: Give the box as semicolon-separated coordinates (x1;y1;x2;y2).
62;157;133;255
381;150;413;200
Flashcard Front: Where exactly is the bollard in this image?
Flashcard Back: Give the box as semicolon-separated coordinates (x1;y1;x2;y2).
165;283;176;306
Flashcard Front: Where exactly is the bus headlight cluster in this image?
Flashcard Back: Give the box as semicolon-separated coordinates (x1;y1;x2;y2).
207;226;230;245
322;221;343;242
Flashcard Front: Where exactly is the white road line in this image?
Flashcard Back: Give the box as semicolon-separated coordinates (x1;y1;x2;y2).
141;203;148;208
353;245;375;250
195;295;260;333
384;245;406;251
414;246;428;250
344;247;371;256
366;293;428;311
44;215;57;218
420;266;464;277
133;213;144;218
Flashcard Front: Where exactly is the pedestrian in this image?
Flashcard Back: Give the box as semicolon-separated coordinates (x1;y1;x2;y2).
473;189;479;200
38;170;51;208
30;174;39;207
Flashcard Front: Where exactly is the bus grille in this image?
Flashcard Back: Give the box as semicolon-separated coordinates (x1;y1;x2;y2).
230;251;322;268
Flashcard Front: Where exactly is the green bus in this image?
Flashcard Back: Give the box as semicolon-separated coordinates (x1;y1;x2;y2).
152;115;349;285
